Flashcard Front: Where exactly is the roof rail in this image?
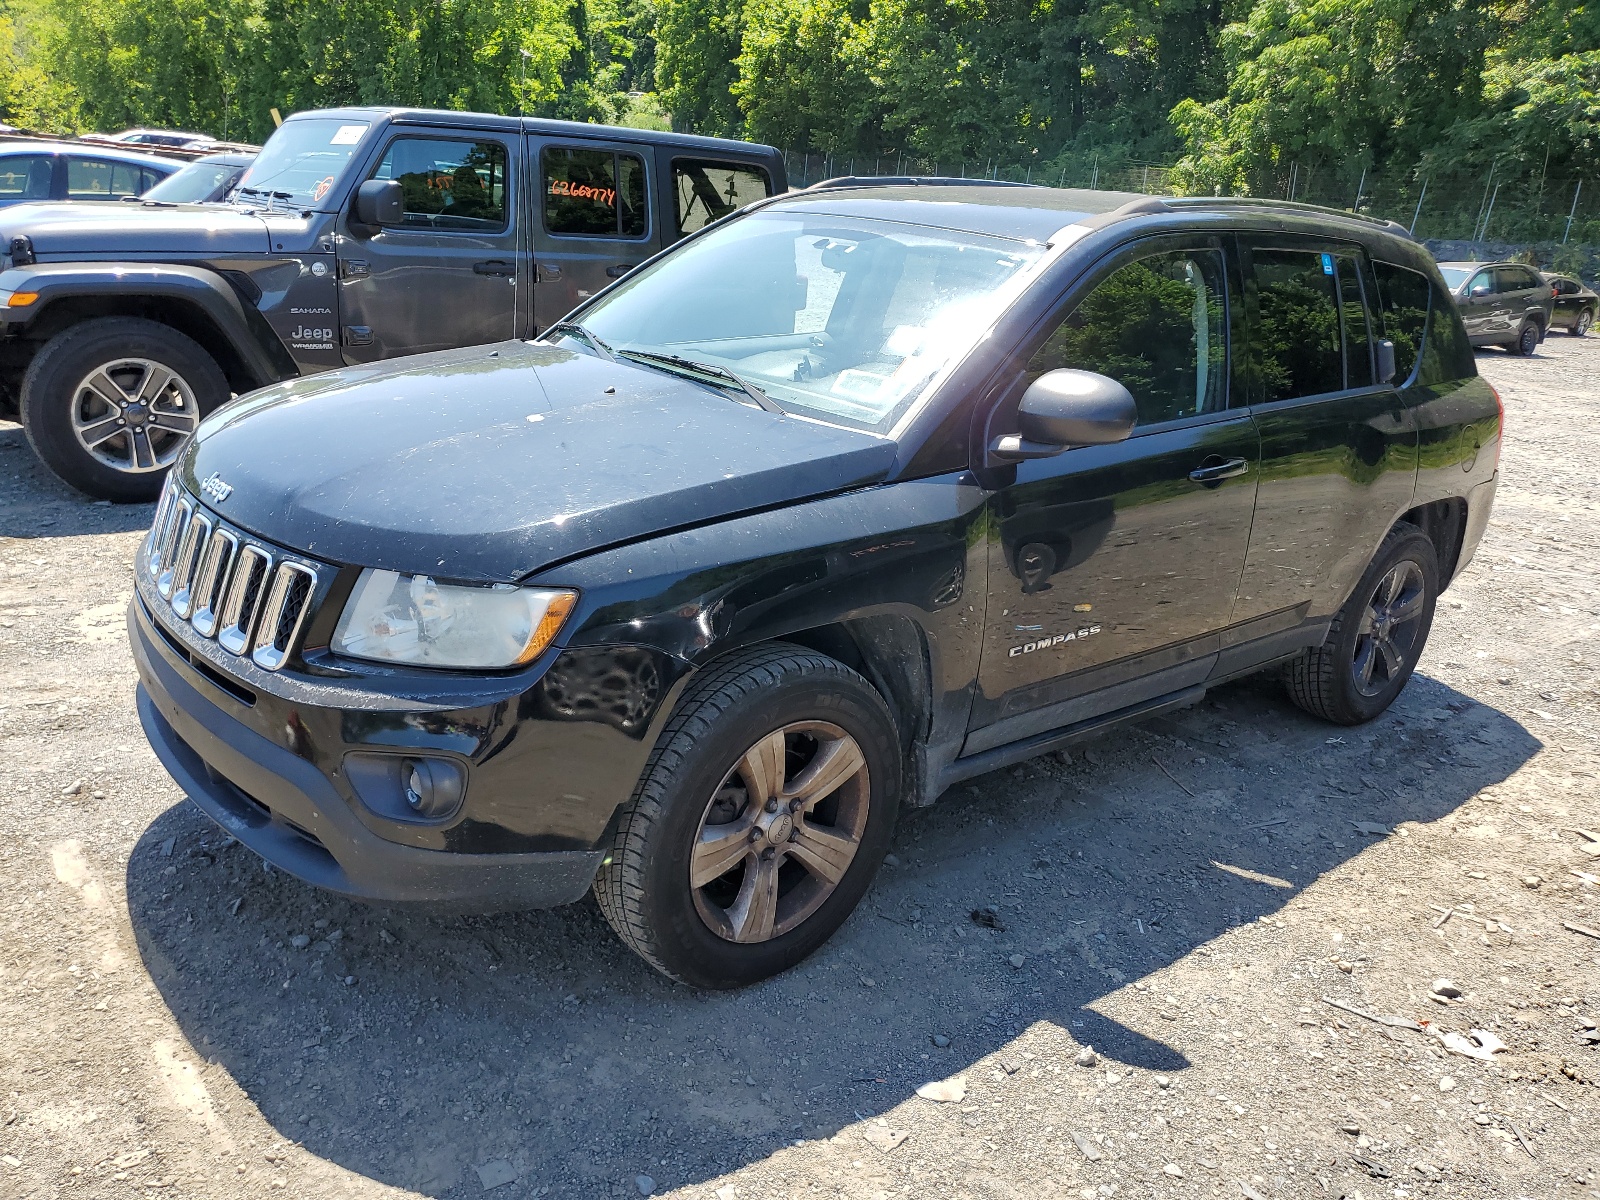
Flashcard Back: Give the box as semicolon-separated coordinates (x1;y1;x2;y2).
808;175;1041;191
1161;196;1413;239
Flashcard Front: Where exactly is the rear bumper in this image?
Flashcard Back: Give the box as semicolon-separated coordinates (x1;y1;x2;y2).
131;599;605;911
1454;472;1498;582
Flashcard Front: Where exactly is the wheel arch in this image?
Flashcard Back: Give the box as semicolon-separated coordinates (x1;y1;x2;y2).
1397;497;1468;589
3;266;296;394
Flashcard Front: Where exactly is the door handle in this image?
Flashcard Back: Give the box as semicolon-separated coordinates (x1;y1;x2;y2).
340;258;370;279
605;263;634;278
474;260;515;276
1188;456;1249;484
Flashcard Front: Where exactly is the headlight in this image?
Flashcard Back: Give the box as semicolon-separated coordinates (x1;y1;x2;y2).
331;570;577;669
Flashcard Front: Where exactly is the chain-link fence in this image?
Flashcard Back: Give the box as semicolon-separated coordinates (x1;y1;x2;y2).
780;147;1598;273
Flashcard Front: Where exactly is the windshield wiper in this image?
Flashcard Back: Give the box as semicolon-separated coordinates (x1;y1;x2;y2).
234;185;296;213
543;321;616;362
617;349;784;414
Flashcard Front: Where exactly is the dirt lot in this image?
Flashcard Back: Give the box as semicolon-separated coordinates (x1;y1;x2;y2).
1;336;1598;1200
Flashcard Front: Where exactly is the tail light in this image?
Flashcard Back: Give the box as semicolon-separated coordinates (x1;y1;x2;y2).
1490;383;1503;471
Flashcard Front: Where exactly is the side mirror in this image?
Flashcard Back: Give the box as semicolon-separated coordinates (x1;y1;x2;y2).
354;179;403;228
1469;283;1492;298
1375;338;1397;385
991;369;1138;462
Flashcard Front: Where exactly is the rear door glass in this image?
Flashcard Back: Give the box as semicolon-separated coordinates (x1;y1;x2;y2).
672;160;771;236
1251;248;1346;401
66;159;145;199
1371;261;1432;384
1337;255;1373;388
1495;266;1533;294
370;138;508;230
543;146;648;238
0;155;53;200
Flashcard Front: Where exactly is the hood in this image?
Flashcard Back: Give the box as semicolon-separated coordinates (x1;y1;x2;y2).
180;342;898;582
1;202;272;257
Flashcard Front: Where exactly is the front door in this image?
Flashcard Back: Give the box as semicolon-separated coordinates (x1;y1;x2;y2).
1231;237;1417;633
1458;268;1497;339
967;237;1260;755
337;130;522;364
531;138;662;331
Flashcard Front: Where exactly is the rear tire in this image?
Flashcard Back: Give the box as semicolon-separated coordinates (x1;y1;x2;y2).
1510;319;1539;356
1285;522;1439;726
21;317;229;502
1572;309;1593;337
594;643;901;988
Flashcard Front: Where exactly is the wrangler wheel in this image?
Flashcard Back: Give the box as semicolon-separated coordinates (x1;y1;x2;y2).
594;644;900;988
21;317;229;502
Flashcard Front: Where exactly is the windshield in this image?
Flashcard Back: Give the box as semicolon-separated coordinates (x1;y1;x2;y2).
574;211;1048;432
142;160;247;204
1438;267;1471;289
235;118;370;208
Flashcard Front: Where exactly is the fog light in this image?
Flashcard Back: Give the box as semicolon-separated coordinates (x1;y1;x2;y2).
400;757;464;819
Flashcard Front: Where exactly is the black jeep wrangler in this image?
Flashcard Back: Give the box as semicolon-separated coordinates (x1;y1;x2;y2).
129;182;1500;988
0;107;784;499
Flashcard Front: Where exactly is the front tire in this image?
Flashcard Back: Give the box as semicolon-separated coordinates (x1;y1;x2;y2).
1510;319;1540;356
1285;522;1439;725
20;317;229;502
594;644;901;988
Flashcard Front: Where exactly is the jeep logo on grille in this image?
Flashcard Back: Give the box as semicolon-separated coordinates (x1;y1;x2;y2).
199;472;234;503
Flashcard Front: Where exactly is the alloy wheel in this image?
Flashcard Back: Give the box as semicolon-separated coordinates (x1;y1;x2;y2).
1579;310;1593;336
70;358;199;473
1351;560;1426;697
690;721;871;944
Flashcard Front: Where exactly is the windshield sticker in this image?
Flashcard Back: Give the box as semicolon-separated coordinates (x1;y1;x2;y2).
330;125;367;146
311;176;334;201
549;179;616;207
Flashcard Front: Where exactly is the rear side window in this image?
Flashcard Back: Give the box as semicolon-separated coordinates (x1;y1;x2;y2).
1495;266;1538;293
1251;248;1345;401
1029;248;1228;426
1372;261;1431;384
0;155;53;200
543;146;647;238
370;138;508;230
673;160;771;236
66;158;145;199
1420;280;1476;385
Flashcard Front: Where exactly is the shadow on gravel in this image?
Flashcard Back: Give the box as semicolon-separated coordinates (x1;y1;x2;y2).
0;420;157;537
126;670;1540;1197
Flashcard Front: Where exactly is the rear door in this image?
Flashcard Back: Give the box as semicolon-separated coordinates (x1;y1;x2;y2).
0;152;58;206
530;138;661;331
1495;265;1542;334
336;128;522;364
967;234;1259;753
1231;237;1416;635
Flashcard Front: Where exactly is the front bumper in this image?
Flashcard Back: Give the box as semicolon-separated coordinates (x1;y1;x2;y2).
130;594;619;911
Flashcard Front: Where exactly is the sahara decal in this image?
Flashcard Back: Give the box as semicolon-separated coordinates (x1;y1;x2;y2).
1008;625;1102;657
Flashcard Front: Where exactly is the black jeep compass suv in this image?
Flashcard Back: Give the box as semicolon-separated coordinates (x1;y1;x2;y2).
129;182;1500;987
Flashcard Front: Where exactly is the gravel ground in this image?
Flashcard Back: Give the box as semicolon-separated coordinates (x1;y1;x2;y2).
1;336;1598;1200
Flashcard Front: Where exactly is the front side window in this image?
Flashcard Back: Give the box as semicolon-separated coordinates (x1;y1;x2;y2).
65;159;145;200
1028;249;1227;426
1372;260;1431;384
673;160;771;236
370;138;508;231
0;155;52;200
1467;270;1494;295
1252;248;1346;401
543;146;647;237
575;211;1048;431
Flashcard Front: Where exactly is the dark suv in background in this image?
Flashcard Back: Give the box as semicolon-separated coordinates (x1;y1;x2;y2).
1437;259;1555;354
129;182;1500;987
0;107;784;499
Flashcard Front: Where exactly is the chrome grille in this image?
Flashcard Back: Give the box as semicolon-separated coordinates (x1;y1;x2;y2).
144;479;322;672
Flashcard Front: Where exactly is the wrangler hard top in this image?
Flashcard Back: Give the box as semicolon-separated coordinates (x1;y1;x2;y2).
0;106;785;499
